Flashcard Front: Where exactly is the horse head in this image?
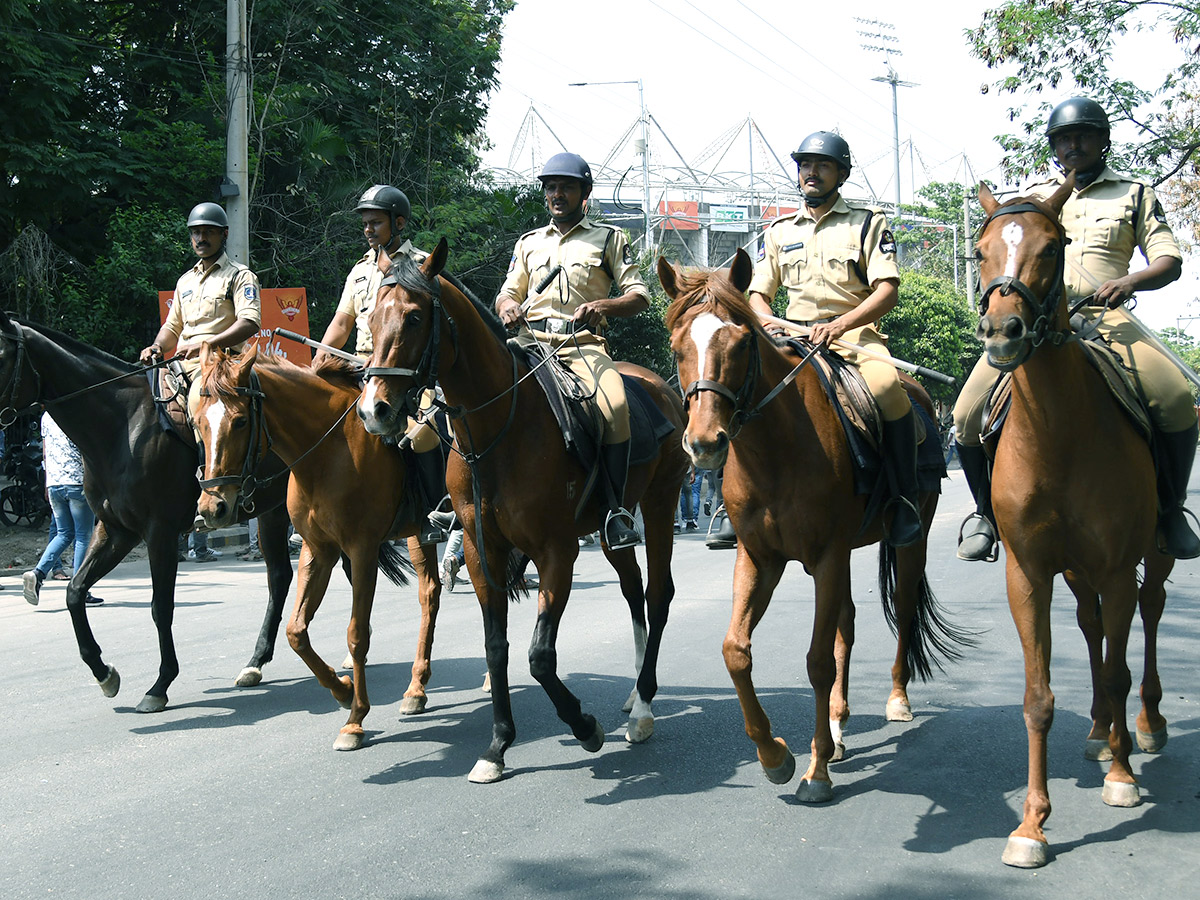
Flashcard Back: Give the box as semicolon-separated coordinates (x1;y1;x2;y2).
660;248;758;469
358;237;450;438
0;310;41;426
975;176;1075;370
194;342;264;528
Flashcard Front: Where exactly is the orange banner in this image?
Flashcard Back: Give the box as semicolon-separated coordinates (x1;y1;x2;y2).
157;288;312;364
658;200;700;231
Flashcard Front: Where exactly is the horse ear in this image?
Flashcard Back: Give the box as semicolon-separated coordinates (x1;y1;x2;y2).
421;238;448;280
0;309;11;330
978;182;999;215
730;248;754;292
199;340;218;369
235;343;257;379
1045;172;1076;216
656;256;679;299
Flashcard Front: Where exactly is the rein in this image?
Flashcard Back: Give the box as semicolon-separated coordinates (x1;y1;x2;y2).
683;319;820;440
978;202;1072;356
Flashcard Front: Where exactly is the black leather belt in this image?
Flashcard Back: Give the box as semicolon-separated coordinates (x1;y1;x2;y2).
786;316;833;328
528;319;593;335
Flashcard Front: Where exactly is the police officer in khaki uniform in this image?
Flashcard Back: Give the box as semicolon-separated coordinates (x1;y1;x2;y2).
140;201;261;421
318;184;446;544
495;152;648;550
952;97;1198;561
747;131;922;547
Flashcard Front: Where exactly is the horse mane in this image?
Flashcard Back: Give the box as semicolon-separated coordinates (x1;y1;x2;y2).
15;316;137;372
312;352;366;388
663;265;768;339
202;347;365;397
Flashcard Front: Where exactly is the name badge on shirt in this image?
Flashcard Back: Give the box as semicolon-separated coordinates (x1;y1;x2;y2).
181;289;194;301
782;242;805;252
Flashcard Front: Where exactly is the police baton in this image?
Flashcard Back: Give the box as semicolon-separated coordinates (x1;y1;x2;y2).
758;313;957;386
273;328;364;365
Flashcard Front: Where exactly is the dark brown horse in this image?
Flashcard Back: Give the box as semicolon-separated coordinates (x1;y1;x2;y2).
976;179;1172;868
659;250;969;802
0;312;293;710
192;345;441;750
357;240;688;783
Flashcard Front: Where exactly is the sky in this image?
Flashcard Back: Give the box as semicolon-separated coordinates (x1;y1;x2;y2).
475;0;1200;332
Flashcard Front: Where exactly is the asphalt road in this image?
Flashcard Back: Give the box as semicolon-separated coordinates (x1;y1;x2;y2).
1;468;1197;899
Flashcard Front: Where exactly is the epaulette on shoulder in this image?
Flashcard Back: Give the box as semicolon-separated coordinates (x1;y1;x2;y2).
842;200;883;215
766;213;794;229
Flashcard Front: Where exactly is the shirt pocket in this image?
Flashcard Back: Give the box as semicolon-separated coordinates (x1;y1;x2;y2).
567;247;609;298
1091;213;1126;249
827;245;865;285
527;250;557;296
778;244;808;284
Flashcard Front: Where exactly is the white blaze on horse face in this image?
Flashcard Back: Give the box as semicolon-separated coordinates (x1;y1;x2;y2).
361;377;382;418
688;312;731;381
204;399;228;474
1001;221;1024;278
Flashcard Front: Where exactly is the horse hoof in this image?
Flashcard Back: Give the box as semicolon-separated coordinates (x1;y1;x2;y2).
830;741;846;763
136;694;167;713
481;672;491;694
622;687;638;714
625;716;654;744
1002;836;1048;868
235;667;262;687
1102;780;1141;808
333;729;364;751
794;777;833;803
1084;738;1112;761
468;759;504;783
580;720;605;753
1136;726;1168;753
762;751;796;785
885;697;913;722
97;666;120;698
399;696;427;716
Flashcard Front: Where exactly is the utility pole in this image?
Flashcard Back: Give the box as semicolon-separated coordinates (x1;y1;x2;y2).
856;19;914;223
964;155;976;309
225;0;250;264
569;80;653;250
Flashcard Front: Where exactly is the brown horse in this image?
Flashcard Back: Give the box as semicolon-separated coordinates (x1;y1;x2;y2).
0;312;294;710
192;344;443;750
976;179;1173;868
659;250;970;802
357;240;689;783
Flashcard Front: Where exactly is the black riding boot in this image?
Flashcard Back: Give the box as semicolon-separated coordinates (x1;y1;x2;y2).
706;505;738;550
1156;423;1200;559
600;441;641;550
412;447;449;545
956;441;998;562
881;411;923;548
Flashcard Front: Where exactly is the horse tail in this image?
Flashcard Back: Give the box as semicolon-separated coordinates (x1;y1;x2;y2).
377;541;414;587
877;543;978;682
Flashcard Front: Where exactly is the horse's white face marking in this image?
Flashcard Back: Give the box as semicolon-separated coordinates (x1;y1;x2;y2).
1001;221;1024;278
361;377;381;412
688;312;731;379
205;399;228;473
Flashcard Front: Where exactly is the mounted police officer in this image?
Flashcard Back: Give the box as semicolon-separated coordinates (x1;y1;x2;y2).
318;184;446;544
952;97;1198;561
747;131;922;547
495;152;649;550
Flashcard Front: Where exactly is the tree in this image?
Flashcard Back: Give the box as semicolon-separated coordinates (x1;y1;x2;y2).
881;272;979;407
967;0;1200;191
896;181;972;286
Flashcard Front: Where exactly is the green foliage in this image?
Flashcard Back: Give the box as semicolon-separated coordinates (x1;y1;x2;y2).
881;272;979;406
897;182;972;285
607;248;676;381
967;1;1200;186
1157;326;1200;380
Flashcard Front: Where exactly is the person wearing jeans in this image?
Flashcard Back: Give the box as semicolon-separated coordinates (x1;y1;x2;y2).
23;413;102;606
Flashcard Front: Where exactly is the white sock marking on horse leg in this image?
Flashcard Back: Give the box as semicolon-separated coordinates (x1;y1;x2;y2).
830;717;844;746
1001;221;1024;278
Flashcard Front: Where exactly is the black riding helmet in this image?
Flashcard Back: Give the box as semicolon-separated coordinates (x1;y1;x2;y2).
355;184;411;236
790;131;853;175
539;152;593;190
187;202;228;229
1045;97;1110;142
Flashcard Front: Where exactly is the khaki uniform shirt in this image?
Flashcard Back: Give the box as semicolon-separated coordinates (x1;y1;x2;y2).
748;198;899;323
1027;167;1181;302
497;218;647;329
164;252;261;351
336;240;428;356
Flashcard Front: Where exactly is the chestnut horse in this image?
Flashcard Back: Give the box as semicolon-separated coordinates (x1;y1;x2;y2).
659;250;970;802
357;240;688;783
0;312;294;709
976;179;1173;868
192;345;442;750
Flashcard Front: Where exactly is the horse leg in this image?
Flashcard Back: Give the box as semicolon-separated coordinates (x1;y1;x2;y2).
283;540;349;712
1135;551;1171;752
724;547;791;785
1066;571;1112;760
797;555;851;803
527;544;606;753
468;540;516;784
65;520;140;699
399;536;442;716
333;546;380;751
1002;560;1055;869
601;538;655;743
1097;576;1141;808
236;505;293;687
829;595;855;761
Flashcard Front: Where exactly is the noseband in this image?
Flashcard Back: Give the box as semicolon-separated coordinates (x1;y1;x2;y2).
978;202;1070;358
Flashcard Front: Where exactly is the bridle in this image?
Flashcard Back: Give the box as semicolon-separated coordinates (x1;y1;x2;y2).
0;318;39;428
977;201;1071;364
681;310;819;440
196;370;273;515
